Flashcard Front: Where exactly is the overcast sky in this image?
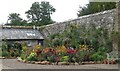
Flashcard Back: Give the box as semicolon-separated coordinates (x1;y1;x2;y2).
0;0;89;24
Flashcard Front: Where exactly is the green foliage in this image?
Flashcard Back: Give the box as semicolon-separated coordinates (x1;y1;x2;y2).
21;42;29;60
76;48;95;62
2;50;10;57
107;51;119;61
76;50;85;62
98;47;109;53
44;33;63;47
60;56;69;62
77;2;116;17
92;51;106;61
25;1;56;26
26;52;38;61
38;53;46;61
22;42;28;52
52;38;62;47
6;13;27;26
90;38;99;51
1;41;8;51
1;41;22;57
111;31;120;43
5;1;55;26
20;52;26;60
45;23;113;53
47;55;57;63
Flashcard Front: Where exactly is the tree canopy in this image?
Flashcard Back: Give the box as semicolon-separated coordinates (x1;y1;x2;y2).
5;1;56;26
6;13;27;26
77;2;116;17
25;1;56;26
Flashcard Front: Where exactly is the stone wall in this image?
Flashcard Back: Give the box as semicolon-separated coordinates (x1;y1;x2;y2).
117;1;120;57
117;1;120;32
40;9;116;37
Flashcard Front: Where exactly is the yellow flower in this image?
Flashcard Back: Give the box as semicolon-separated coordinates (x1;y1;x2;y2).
82;45;84;47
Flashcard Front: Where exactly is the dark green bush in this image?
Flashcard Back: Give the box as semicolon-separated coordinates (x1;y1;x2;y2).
98;47;109;53
2;41;22;58
92;51;106;61
2;50;10;57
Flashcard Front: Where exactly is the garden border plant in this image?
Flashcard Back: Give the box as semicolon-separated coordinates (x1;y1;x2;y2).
1;40;22;58
1;23;119;65
17;23;119;65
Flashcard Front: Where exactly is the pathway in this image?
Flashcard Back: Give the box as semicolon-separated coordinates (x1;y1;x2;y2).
0;59;119;71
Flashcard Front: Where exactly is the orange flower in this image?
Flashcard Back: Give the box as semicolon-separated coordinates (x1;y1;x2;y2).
56;46;67;53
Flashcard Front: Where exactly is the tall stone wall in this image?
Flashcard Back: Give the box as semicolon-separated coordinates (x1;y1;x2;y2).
40;9;116;37
116;1;120;59
117;1;120;32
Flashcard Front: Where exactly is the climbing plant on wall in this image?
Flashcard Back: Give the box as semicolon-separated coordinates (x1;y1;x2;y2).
44;23;113;52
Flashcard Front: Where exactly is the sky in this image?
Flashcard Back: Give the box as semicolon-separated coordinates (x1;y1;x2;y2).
0;0;89;24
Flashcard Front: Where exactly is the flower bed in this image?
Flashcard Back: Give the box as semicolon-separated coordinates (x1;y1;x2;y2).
17;44;117;65
2;24;119;65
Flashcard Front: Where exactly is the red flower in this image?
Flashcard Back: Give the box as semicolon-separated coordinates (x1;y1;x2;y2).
67;49;76;54
51;49;56;54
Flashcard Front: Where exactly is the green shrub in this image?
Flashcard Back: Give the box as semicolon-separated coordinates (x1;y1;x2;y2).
13;50;20;57
98;47;109;53
20;51;26;60
2;50;10;57
92;51;106;61
116;59;120;64
26;52;38;61
47;56;54;62
60;56;69;62
107;51;119;61
21;42;29;60
1;41;22;58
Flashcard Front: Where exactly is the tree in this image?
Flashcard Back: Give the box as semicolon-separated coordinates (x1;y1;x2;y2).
7;13;27;26
25;1;56;26
77;2;116;17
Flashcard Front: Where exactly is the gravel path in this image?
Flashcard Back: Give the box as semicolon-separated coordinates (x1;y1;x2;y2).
0;59;119;69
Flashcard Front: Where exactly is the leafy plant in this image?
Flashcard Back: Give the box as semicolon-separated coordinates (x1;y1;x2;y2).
1;41;22;58
26;52;38;61
2;50;10;57
21;42;29;60
60;56;69;62
98;47;109;53
92;51;106;61
107;51;119;61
